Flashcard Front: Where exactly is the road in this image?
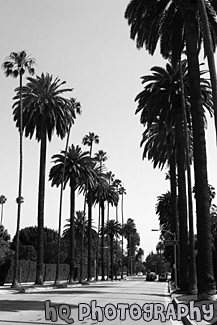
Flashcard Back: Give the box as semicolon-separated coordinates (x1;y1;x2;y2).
0;276;183;325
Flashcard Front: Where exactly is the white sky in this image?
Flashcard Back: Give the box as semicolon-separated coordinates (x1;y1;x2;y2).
0;0;217;258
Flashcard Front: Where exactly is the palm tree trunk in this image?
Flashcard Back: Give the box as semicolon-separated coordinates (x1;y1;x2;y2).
176;111;189;291
87;195;92;281
69;183;75;283
110;235;114;280
197;0;217;145
54;128;71;285
121;194;124;279
12;72;23;288
101;200;105;280
1;204;3;226
95;202;101;281
169;152;179;284
180;63;197;293
35;125;47;285
79;200;87;283
185;8;215;298
129;235;132;275
169;152;178;236
107;201;110;280
115;204;118;280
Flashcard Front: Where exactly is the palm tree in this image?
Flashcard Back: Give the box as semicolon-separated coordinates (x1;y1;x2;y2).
82;132;100;157
94;150;108;170
119;186;126;279
180;63;197;293
93;150;108;280
113;179;121;279
12;73;75;285
49;144;96;283
103;171;115;280
55;98;82;285
123;218;137;275
136;62;190;289
82;132;100;281
63;210;88;282
0;195;7;226
2;50;35;288
125;0;217;298
135;59;213;291
104;220;122;281
93;177;119;281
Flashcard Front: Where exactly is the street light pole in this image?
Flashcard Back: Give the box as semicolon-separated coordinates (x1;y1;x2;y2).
152;229;178;289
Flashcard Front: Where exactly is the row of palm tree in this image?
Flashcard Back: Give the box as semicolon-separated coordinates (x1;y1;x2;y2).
125;0;217;298
61;212;140;281
2;51;133;285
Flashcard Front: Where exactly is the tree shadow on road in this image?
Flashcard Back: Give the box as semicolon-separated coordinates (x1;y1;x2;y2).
0;300;77;312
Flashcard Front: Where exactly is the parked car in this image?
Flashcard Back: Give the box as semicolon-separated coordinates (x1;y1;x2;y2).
159;273;168;282
137;272;143;277
146;272;157;281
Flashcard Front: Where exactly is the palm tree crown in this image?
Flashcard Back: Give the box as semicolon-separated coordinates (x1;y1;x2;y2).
2;50;35;78
82;132;99;156
125;0;217;66
12;73;76;141
49;144;96;191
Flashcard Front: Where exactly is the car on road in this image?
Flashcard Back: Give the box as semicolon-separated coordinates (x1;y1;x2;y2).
137;272;143;277
146;272;157;281
159;273;168;282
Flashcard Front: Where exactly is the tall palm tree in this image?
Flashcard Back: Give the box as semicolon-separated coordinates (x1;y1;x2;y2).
104;220;122;281
82;132;99;281
180;63;197;293
93;150;108;280
55;98;82;285
12;73;75;285
123;218;137;275
49;144;96;283
0;195;7;226
136;62;190;289
135;59;212;291
113;179;121;279
104;171;115;280
125;0;217;298
2;50;35;288
93;177;119;281
119;186;126;279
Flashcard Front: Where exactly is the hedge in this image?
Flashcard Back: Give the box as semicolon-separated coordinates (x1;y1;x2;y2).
0;260;70;285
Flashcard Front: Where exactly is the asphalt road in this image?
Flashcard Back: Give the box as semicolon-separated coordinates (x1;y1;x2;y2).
0;276;183;325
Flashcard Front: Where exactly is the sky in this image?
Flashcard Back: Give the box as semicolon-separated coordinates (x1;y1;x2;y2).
0;0;217;259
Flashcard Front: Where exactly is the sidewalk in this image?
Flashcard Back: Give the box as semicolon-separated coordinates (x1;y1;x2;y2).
0;277;122;294
169;284;217;325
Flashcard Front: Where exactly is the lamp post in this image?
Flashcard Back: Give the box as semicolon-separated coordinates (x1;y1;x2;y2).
152;229;178;289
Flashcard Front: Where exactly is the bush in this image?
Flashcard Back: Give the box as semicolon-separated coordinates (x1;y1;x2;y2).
0;259;11;285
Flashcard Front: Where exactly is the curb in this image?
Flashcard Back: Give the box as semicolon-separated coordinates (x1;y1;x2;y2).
172;296;197;325
169;282;196;325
